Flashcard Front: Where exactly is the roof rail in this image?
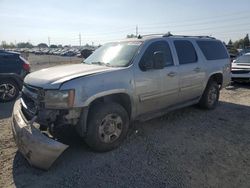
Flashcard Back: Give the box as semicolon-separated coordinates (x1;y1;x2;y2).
137;33;215;39
163;34;215;39
137;33;165;39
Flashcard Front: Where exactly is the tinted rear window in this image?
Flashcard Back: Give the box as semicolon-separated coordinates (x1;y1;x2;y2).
197;40;229;60
0;55;19;64
174;40;197;64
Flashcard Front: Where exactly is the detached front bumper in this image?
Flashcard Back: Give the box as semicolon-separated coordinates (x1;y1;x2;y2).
11;100;68;170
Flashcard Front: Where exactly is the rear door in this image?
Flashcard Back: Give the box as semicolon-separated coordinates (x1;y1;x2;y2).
173;40;205;102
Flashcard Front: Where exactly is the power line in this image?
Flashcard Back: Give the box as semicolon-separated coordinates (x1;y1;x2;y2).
137;10;250;27
140;16;250;31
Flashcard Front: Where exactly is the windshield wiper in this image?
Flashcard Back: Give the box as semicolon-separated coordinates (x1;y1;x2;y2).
91;61;105;65
91;61;112;67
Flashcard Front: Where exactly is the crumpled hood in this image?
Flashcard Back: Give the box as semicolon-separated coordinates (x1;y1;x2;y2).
24;64;115;89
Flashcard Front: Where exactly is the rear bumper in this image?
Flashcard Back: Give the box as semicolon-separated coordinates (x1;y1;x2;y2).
11;100;68;170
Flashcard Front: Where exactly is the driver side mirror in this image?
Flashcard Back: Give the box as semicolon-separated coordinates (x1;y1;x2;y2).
153;51;165;69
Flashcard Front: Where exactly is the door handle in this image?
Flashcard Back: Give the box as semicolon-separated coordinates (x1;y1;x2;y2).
193;67;201;72
167;72;177;77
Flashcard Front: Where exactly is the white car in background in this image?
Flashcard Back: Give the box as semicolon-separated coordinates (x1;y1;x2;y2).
231;53;250;82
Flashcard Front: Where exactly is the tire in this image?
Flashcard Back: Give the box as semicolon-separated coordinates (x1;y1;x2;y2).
199;80;220;110
0;79;19;102
85;102;129;152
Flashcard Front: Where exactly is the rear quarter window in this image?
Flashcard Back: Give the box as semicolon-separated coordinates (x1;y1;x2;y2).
1;55;19;64
197;40;229;60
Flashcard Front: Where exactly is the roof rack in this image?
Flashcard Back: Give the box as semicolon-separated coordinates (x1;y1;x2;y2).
137;34;165;39
163;34;215;39
137;33;215;39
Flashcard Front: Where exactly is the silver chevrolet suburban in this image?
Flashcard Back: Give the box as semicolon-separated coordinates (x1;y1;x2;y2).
11;34;231;169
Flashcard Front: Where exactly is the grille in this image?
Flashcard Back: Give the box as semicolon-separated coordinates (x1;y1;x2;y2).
21;84;44;119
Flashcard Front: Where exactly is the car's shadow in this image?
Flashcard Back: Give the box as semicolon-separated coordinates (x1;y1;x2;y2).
0;101;14;119
11;100;250;187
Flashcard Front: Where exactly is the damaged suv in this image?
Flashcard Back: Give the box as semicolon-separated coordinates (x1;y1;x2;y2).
12;34;231;169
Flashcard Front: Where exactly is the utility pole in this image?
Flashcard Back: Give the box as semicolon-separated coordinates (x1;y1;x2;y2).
48;37;50;47
136;25;138;37
48;36;51;63
79;33;81;47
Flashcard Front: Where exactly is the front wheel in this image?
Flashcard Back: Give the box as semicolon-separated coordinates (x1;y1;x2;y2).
199;81;220;109
85;102;129;152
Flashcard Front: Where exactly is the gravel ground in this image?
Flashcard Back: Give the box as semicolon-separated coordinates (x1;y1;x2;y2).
0;57;250;188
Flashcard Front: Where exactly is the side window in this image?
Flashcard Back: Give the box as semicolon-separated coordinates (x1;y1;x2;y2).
140;41;174;70
174;40;197;64
1;55;9;63
2;55;18;64
197;40;229;60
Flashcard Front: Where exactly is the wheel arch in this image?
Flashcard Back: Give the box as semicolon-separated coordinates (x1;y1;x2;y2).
88;93;132;119
207;72;223;89
76;91;133;137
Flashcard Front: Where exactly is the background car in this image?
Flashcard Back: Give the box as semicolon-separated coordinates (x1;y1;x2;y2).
231;52;250;82
0;50;30;102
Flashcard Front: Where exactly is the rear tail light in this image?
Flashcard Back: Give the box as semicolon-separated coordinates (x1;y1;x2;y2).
20;56;30;72
23;63;30;72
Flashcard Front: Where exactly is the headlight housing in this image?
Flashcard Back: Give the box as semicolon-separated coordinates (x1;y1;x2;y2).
44;90;75;109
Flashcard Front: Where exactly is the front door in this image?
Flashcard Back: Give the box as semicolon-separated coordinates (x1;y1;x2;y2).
134;40;179;116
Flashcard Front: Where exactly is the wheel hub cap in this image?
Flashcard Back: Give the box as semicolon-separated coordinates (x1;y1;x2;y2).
208;87;217;105
99;114;123;143
0;83;16;100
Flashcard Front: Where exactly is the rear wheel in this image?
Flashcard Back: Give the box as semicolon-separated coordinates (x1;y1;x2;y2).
0;79;19;102
199;81;219;109
85;102;129;152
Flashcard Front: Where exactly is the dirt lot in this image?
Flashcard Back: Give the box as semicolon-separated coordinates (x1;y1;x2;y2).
0;57;250;188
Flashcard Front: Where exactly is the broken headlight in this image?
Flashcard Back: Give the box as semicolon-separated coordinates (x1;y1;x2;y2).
44;90;75;109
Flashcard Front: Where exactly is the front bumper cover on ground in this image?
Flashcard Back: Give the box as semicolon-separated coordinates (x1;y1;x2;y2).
11;100;68;170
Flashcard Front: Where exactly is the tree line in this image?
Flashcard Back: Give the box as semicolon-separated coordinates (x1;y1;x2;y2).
228;34;249;49
1;41;66;49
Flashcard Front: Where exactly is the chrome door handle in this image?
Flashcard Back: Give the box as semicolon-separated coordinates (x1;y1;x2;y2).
167;72;177;77
194;67;201;72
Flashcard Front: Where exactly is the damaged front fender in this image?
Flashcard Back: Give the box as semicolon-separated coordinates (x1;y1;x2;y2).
11;100;68;170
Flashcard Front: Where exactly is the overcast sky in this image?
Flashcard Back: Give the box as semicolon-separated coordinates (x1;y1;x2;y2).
1;0;250;46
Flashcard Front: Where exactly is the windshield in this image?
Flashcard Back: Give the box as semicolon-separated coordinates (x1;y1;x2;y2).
83;41;142;67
